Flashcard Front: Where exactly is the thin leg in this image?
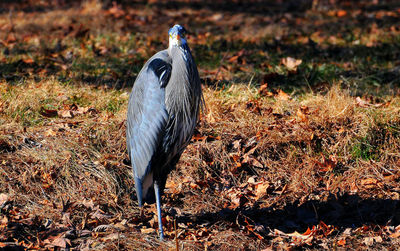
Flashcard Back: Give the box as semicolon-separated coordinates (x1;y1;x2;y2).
154;181;164;240
134;176;143;207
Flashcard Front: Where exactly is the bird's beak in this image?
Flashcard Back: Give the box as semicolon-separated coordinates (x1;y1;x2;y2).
176;34;180;40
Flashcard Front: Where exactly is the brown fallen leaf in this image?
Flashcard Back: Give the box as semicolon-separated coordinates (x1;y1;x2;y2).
74;106;94;115
0;193;9;207
337;238;346;246
229;153;241;163
81;199;95;209
363;236;381;246
141;227;156;234
296;108;308;122
337;10;347;17
52;237;70;248
207;135;221;141
225;187;249;209
258;83;269;95
281;57;302;71
44;128;57;137
106;1;126;18
355;97;388;108
242;155;263;168
165;180;182;194
192;133;206;141
247;176;257;184
286;227;314;245
58;110;74;118
228;55;239;63
360;178;380;188
342;228;353;236
196;227;209;237
356;97;371;107
255;181;270;199
44;234;71;248
316;156;336;172
276;89;290;100
300;105;309;114
5;33;17;44
0;215;7;228
101;233;121;241
246;100;262;114
22;58;34;64
232;139;242;150
389;231;400;238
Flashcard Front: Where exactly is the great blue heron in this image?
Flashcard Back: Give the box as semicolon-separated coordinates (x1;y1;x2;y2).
126;24;203;240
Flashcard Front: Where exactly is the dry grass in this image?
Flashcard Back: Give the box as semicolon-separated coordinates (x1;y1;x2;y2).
1;75;400;249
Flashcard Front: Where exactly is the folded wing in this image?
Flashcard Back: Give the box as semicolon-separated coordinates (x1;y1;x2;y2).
126;55;172;200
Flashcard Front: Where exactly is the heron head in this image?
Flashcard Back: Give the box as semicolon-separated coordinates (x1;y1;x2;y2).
168;24;187;47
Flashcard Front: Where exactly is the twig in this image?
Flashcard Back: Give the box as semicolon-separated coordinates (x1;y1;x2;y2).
175;218;179;251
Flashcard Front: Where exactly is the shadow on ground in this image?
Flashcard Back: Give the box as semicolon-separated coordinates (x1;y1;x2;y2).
174;193;399;235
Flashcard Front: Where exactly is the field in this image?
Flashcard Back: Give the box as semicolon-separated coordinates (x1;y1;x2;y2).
0;0;400;250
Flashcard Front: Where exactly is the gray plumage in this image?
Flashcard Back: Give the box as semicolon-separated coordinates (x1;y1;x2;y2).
126;24;202;240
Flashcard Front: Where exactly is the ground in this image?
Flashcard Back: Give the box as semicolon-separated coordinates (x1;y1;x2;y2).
0;0;400;250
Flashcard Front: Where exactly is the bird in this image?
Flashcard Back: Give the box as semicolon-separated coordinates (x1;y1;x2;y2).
126;24;203;240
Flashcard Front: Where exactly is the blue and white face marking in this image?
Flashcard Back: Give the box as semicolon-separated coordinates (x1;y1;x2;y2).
168;24;187;47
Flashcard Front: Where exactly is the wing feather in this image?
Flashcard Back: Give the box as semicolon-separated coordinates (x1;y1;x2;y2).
126;55;171;180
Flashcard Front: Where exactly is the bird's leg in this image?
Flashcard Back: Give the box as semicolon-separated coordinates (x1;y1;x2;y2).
154;181;164;240
134;176;144;217
133;176;148;228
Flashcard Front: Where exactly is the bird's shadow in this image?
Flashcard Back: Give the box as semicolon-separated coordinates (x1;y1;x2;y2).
171;193;399;235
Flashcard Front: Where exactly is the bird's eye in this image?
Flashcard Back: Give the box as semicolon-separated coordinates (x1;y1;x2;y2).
179;27;187;38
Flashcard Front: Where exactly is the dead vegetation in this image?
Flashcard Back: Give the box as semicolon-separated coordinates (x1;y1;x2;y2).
1;0;400;250
1;79;399;249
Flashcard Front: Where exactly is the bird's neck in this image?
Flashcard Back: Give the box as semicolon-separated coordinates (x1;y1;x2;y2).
168;40;190;54
165;44;194;114
168;36;187;48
